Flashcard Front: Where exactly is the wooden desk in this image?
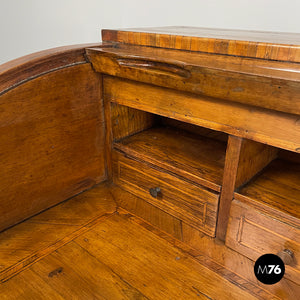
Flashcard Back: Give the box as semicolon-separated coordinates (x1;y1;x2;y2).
88;27;300;285
0;27;299;296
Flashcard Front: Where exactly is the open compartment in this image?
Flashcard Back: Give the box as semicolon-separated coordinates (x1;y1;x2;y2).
111;103;228;192
226;147;300;284
235;150;300;220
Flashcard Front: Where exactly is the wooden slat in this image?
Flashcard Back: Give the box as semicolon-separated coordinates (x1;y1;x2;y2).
235;159;300;221
0;64;106;231
0;43;107;95
111;103;156;141
226;200;300;285
114;126;226;192
87;45;300;115
104;76;300;153
181;222;299;300
113;151;219;236
102;27;300;62
110;184;183;240
0;268;64;300
216;136;243;240
29;242;147;299
0;183;116;282
75;213;258;300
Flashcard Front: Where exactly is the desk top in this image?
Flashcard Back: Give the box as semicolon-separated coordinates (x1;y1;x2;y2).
102;26;300;63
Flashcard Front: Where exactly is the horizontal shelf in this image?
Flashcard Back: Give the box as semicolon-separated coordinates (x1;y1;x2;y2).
114;126;227;192
235;159;300;221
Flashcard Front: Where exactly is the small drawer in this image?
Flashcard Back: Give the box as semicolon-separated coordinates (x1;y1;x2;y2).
113;150;219;237
226;200;300;284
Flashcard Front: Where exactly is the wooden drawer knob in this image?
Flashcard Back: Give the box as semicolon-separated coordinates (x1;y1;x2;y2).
149;187;161;198
277;249;294;265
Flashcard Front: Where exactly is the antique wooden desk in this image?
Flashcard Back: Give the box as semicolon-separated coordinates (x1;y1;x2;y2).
0;27;299;297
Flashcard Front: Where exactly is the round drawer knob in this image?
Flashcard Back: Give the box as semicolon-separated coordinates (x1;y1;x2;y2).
149;187;161;198
277;249;294;265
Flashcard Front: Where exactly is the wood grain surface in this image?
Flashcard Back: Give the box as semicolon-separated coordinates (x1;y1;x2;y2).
104;76;300;153
114;126;226;192
0;43;108;95
0;63;106;231
87;44;300;115
113;150;219;236
102;27;300;62
0;183;295;299
226;200;300;285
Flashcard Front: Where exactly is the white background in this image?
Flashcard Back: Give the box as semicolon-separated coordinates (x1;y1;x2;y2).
1;0;300;64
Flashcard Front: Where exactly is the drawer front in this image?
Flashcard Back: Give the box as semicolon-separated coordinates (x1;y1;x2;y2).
226;200;300;284
113;150;219;237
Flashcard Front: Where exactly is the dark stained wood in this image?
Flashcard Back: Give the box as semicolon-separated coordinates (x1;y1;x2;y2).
113;150;219;236
103;75;113;181
102;27;300;62
104;76;300;153
0;43;108;95
114;126;226;192
226;200;300;285
0;64;106;232
87;44;300;115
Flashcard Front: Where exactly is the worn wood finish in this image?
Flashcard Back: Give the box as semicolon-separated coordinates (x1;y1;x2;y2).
75;213;258;300
181;222;300;300
0;183;116;282
0;210;262;300
87;45;300;115
217;138;278;240
235;159;300;222
104;76;300;153
216;136;243;240
0;43;106;95
102;27;300;62
29;242;147;299
235;140;278;188
0;64;106;232
161;118;228;143
113;150;219;236
114;126;226;192
110;184;183;240
112;185;298;299
110;103;156;141
226;200;300;285
0;180;295;299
